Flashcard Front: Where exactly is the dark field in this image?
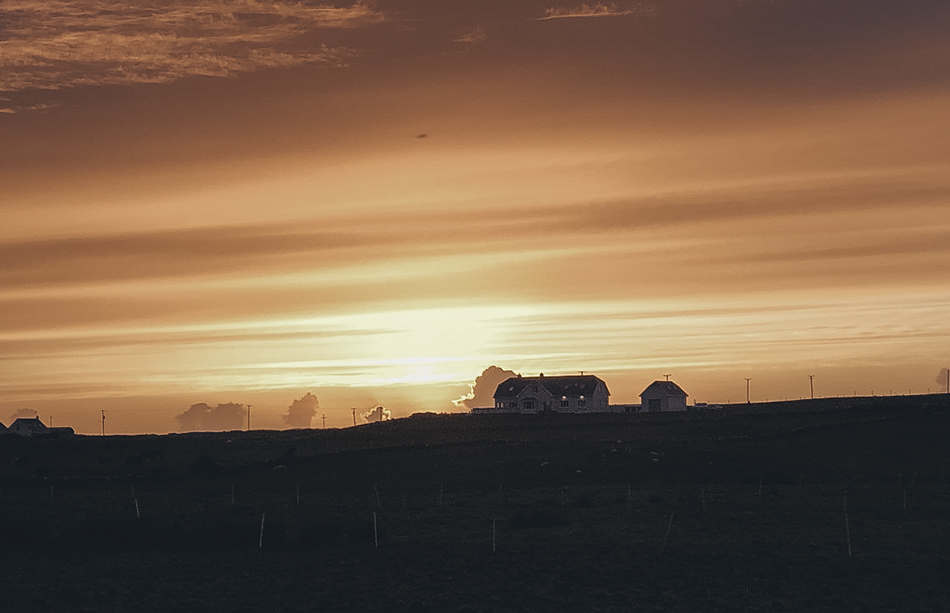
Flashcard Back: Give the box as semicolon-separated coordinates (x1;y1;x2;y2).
2;396;950;612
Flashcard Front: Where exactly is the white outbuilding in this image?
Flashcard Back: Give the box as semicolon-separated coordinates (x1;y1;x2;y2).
639;381;689;412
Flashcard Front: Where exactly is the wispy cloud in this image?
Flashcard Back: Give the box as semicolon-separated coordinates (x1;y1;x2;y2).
454;26;486;45
0;0;384;92
537;2;655;21
0;102;61;114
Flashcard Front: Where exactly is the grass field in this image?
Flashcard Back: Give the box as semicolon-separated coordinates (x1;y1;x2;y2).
2;395;949;611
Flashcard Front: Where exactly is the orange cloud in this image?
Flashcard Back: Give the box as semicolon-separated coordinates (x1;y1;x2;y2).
454;26;487;45
537;2;655;20
0;0;383;91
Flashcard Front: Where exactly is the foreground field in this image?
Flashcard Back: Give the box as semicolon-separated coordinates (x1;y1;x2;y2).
1;395;949;611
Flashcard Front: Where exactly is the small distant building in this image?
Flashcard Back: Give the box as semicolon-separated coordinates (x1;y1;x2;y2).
640;380;689;412
486;374;611;414
8;417;49;437
4;417;73;437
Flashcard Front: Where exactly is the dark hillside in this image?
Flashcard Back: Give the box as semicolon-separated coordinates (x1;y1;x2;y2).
1;395;948;611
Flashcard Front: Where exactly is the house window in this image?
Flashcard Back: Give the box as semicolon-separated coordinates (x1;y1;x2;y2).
508;402;518;409
578;395;586;408
523;400;535;411
496;400;503;408
560;396;570;408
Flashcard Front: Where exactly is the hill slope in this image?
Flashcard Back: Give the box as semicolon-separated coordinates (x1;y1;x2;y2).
1;395;948;611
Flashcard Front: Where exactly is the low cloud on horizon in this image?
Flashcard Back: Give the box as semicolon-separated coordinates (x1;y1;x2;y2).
362;406;391;423
177;402;246;431
454;366;518;410
284;392;319;428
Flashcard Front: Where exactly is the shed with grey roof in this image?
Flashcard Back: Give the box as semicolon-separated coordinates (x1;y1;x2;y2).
640;380;689;412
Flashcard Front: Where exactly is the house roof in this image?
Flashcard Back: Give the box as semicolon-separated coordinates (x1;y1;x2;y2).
640;380;688;398
9;417;48;434
494;375;609;399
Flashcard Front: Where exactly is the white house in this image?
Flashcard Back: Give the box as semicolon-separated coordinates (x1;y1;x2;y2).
487;374;611;414
640;380;689;412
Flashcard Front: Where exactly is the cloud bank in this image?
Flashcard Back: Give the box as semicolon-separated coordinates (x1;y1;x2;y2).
362;406;390;423
177;401;246;431
284;392;318;428
0;0;383;92
454;366;518;409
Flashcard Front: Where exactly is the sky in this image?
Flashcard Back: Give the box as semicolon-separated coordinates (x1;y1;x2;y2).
2;0;950;433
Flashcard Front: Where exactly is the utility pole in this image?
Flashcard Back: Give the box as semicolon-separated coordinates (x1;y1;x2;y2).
101;410;106;436
808;375;815;399
247;404;252;431
322;413;326;429
352;407;356;426
745;378;752;404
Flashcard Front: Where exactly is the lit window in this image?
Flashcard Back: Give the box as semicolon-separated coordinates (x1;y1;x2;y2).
578;395;587;408
560;396;570;408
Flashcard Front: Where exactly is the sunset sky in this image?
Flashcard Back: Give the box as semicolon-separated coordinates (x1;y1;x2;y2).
3;0;950;433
